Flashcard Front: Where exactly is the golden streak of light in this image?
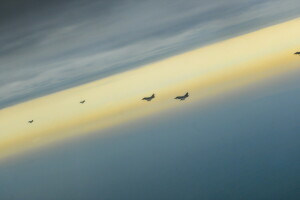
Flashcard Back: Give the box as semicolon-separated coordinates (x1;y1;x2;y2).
1;18;300;161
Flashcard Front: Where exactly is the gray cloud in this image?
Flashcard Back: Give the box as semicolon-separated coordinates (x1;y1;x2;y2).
0;0;300;108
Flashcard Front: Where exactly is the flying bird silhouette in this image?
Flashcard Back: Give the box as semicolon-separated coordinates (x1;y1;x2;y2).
142;94;155;101
80;100;85;104
175;92;189;101
28;120;34;123
294;52;300;55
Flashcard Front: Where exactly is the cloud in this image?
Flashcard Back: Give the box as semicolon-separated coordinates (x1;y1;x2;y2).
0;0;300;108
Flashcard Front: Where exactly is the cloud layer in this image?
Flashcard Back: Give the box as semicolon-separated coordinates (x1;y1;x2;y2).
1;0;300;108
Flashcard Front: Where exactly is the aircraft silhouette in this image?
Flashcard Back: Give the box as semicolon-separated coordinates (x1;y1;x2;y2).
80;100;85;104
28;120;34;123
294;52;300;55
142;94;155;101
175;92;189;101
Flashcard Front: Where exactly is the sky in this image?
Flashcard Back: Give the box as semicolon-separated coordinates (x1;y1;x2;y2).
1;0;300;109
1;1;300;199
1;69;300;200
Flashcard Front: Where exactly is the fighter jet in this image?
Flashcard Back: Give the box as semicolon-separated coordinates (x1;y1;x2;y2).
80;100;85;104
175;92;189;101
142;94;155;101
28;120;34;123
294;52;300;55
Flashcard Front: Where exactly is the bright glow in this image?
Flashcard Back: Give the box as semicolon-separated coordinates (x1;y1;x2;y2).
1;18;300;161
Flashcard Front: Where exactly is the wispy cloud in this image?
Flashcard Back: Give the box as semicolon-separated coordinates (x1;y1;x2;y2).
0;0;300;108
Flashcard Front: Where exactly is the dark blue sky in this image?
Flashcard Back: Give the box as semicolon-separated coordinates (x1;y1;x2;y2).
1;0;300;108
